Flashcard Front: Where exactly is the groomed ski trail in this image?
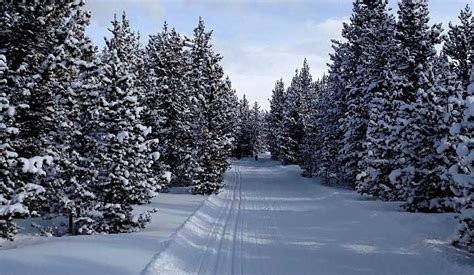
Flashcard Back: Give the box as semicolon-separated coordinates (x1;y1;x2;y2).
143;155;474;275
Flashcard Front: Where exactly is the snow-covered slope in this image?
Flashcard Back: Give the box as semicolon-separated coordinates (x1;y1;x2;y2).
0;192;205;275
144;156;474;275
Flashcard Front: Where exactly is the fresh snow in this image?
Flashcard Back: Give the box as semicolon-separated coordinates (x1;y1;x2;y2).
145;155;474;275
19;156;53;175
1;155;473;275
0;191;205;275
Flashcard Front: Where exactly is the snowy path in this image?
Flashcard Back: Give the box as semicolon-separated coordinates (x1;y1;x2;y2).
144;156;474;275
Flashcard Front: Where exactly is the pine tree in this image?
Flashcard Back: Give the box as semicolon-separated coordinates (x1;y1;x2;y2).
315;41;349;183
218;77;239;169
444;5;474;89
94;13;163;233
189;18;230;194
389;0;444;201
280;59;313;165
0;0;81;240
42;1;105;234
234;94;252;158
337;0;397;187
403;54;463;212
220;77;239;161
300;79;321;177
249;101;263;155
451;64;474;252
267;79;286;160
351;0;401;200
146;23;194;186
280;70;303;165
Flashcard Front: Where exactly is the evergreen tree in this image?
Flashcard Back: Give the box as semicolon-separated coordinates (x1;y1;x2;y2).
44;1;104;234
249;101;264;155
451;64;474;252
280;70;303;165
234;94;252;158
222;77;240;156
336;1;368;185
351;0;401;200
0;0;80;240
403;54;463;212
189;18;230;194
300;79;321;177
280;59;313;165
267;79;286;160
315;41;350;183
146;23;194;186
94;13;164;233
444;5;474;89
338;0;397;187
389;0;443;201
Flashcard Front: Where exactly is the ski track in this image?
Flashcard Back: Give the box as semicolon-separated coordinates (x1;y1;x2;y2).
143;155;474;275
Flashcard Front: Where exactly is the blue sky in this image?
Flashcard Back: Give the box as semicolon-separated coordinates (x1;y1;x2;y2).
85;0;470;109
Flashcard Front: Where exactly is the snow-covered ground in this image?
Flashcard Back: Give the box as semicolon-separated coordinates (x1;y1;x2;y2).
145;155;474;275
0;190;205;275
1;155;473;275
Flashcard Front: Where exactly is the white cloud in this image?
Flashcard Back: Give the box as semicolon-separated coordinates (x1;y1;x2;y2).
217;17;347;109
85;0;164;27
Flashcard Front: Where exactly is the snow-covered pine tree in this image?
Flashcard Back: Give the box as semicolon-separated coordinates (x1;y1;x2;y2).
280;59;313;165
94;13;164;233
41;0;105;234
0;1;82;240
451;64;474;252
221;77;239;160
249;101;264;156
234;94;252;158
389;0;444;201
351;0;401;200
189;18;230;194
298;59;316;174
0;1;20;241
443;5;474;89
146;23;194;186
280;70;303;165
314;40;350;183
338;0;394;187
267;79;286;160
214;77;239;176
403;54;464;212
300;79;321;177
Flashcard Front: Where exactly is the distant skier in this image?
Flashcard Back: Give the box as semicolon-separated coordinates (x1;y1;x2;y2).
255;154;258;161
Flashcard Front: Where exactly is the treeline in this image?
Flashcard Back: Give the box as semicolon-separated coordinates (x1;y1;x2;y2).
0;1;238;240
233;95;265;159
267;1;473;252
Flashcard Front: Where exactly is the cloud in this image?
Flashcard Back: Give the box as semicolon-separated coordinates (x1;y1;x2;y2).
85;0;164;27
217;17;347;109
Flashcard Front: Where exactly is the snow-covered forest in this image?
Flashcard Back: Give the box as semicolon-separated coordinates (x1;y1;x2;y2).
0;0;264;241
1;0;473;274
266;0;474;253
